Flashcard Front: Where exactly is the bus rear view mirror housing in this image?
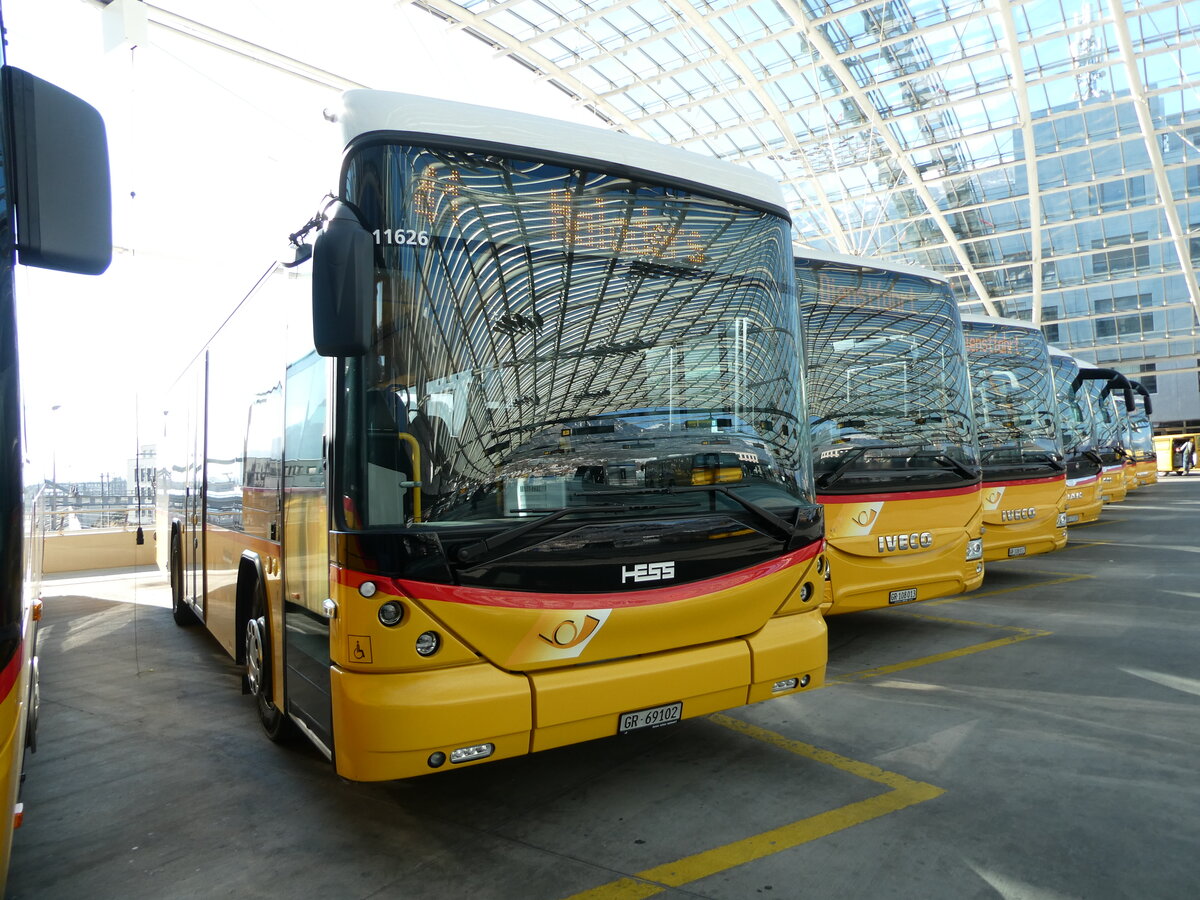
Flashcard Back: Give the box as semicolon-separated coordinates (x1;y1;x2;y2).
3;66;112;275
312;201;373;357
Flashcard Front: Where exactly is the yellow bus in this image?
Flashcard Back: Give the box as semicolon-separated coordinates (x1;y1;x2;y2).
1074;363;1136;504
1048;349;1104;525
797;251;982;615
1124;381;1157;487
158;91;827;782
0;49;112;888
961;316;1067;562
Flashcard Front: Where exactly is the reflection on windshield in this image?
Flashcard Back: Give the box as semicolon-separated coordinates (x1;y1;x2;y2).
962;320;1063;477
1050;356;1097;456
338;144;813;527
797;258;979;493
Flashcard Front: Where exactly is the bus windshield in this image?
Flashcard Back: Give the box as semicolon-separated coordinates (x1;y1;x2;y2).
797;261;978;493
1129;416;1154;458
337;143;812;528
962;320;1063;479
1077;376;1123;459
1050;355;1096;457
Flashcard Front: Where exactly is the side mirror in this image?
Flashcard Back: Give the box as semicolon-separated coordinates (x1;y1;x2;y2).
312;201;373;357
3;66;112;275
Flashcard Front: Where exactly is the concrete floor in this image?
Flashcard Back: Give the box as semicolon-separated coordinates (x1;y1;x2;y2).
7;475;1200;899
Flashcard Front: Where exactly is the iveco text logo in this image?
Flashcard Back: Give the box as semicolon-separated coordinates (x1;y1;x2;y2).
876;532;933;553
1001;507;1037;522
1066;490;1084;501
622;561;676;583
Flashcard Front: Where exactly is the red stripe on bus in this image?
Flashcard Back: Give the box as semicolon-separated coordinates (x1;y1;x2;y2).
818;484;980;505
982;474;1067;488
0;644;23;703
333;542;823;610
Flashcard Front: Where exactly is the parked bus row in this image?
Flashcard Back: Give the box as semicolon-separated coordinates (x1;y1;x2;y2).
798;249;1163;617
155;91;1168;785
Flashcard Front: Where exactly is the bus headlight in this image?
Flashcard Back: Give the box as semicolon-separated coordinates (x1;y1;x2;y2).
450;743;494;764
378;601;404;627
966;538;983;561
415;631;441;656
1056;512;1068;528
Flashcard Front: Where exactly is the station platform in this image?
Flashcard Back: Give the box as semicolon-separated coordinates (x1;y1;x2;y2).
8;476;1200;899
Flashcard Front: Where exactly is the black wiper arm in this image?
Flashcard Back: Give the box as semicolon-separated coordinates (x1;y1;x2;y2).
816;443;907;489
666;484;797;539
565;485;798;541
925;453;980;480
456;504;631;565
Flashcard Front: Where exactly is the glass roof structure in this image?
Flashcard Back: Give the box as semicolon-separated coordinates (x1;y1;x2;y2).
410;0;1200;422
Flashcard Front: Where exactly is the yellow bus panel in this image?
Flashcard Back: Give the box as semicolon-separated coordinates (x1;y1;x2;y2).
820;485;983;615
980;476;1067;561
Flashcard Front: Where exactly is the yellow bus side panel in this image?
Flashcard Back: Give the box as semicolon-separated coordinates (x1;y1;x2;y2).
744;611;827;702
980;479;1067;561
331;663;532;782
822;489;983;615
0;687;22;881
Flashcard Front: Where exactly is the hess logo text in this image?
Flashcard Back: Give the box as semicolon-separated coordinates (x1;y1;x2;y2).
622;561;675;583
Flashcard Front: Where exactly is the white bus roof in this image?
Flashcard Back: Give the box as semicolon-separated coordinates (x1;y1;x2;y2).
1048;346;1099;369
960;313;1045;332
331;91;788;217
791;245;949;284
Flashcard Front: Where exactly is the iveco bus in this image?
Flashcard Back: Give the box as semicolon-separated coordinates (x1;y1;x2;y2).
1124;381;1157;487
797;251;982;615
961;316;1066;561
159;91;827;781
1048;349;1104;525
1074;363;1135;504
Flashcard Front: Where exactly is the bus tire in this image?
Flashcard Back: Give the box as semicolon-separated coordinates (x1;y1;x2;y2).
245;580;295;743
170;531;198;627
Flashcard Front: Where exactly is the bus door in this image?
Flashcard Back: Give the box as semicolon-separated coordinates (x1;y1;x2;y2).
185;355;207;611
281;351;332;747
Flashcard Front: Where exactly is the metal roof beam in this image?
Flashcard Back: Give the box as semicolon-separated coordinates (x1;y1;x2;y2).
1107;0;1200;323
778;0;999;314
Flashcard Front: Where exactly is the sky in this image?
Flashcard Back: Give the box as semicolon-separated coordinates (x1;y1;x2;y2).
5;0;598;483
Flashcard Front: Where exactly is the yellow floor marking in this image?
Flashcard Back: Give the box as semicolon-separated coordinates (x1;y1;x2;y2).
562;716;943;900
564;557;1079;897
828;573;1079;681
832;613;1050;684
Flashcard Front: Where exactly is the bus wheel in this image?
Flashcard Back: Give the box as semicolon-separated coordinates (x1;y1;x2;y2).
245;583;294;742
26;654;40;753
170;533;198;627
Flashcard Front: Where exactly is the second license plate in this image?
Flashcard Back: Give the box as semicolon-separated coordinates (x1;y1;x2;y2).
1007;546;1027;557
618;701;682;734
888;588;918;604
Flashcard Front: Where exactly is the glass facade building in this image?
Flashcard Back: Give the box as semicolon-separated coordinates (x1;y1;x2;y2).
412;0;1200;426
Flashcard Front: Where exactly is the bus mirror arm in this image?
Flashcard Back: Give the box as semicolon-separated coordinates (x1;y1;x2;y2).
312;201;373;357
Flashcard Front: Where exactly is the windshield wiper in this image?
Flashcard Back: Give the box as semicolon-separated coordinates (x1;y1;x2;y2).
665;484;798;539
815;443;906;489
574;485;800;542
456;504;642;566
917;453;980;480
